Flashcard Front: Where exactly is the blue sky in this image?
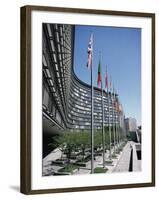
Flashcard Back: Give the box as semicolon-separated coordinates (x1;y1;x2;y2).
73;25;141;126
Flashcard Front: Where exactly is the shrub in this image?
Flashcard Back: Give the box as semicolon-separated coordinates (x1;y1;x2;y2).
94;167;108;173
58;164;79;173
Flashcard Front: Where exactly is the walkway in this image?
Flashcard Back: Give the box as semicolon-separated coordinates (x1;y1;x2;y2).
113;141;133;172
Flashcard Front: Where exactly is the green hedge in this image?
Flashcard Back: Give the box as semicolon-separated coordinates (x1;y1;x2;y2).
94;167;108;173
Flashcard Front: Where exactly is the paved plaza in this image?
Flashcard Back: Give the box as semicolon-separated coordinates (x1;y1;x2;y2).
43;141;141;176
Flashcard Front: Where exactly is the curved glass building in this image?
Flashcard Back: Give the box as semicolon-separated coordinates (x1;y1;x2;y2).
42;23;124;157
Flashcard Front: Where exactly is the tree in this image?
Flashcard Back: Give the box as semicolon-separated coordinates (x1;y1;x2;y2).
78;131;90;160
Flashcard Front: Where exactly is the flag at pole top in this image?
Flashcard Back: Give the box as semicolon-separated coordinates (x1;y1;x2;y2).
97;59;102;88
115;99;121;113
86;33;93;69
105;67;108;90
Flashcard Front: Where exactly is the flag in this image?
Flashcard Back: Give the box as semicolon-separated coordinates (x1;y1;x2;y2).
86;33;93;69
119;103;123;113
114;96;122;113
105;67;108;90
97;60;102;88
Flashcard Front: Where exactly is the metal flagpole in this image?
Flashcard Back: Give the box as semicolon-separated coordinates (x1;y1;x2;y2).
117;99;120;147
115;106;118;149
118;104;121;147
112;86;116;154
108;76;112;160
117;113;120;148
91;33;94;173
100;53;105;168
115;90;119;150
117;118;119;149
117;111;119;147
116;122;119;148
117;98;121;146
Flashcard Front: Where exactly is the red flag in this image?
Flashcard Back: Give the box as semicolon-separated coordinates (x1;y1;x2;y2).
114;95;122;113
105;68;108;90
86;33;93;69
97;60;102;88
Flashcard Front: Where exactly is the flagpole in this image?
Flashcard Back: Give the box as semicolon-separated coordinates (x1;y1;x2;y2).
117;112;120;147
91;34;94;174
116;121;118;147
116;122;118;149
117;98;121;147
100;53;105;168
115;93;119;150
112;86;116;154
117;97;120;148
116;118;119;149
118;104;121;147
108;76;112;160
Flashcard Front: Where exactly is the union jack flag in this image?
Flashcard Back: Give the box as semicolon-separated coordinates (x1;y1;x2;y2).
86;33;93;69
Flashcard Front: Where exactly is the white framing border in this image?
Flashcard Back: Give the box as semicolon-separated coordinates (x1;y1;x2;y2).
31;10;152;190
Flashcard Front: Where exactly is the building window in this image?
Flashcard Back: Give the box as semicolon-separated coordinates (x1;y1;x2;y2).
43;88;49;108
56;110;61;124
47;24;52;37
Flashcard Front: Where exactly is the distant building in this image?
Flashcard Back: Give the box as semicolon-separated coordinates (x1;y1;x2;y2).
117;104;125;130
137;126;142;143
125;118;137;132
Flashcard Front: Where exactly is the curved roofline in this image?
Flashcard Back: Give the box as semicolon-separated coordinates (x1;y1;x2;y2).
72;67;119;96
71;64;106;92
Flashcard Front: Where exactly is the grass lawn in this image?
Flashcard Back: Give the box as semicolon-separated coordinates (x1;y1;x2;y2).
58;164;79;173
94;167;108;173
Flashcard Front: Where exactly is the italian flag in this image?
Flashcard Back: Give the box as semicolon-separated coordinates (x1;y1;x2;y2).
97;60;102;88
